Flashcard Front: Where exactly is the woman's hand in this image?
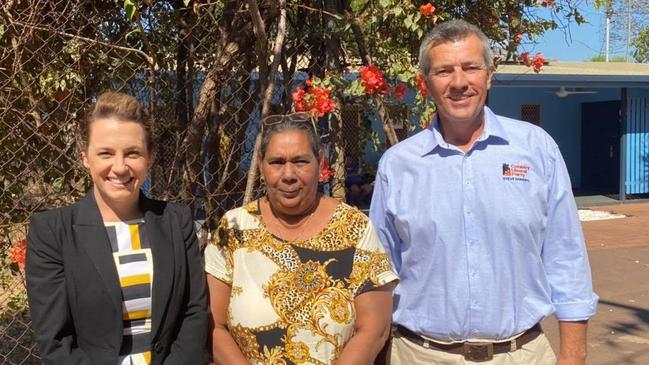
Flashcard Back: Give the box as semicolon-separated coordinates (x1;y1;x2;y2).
334;283;396;365
207;274;250;365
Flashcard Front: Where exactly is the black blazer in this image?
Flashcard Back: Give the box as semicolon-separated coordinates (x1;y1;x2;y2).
26;191;208;365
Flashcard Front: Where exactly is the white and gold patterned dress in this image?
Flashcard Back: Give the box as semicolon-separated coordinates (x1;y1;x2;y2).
204;200;398;365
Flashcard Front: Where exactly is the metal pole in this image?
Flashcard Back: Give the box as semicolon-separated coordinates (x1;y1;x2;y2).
606;15;610;62
620;88;627;202
627;0;632;62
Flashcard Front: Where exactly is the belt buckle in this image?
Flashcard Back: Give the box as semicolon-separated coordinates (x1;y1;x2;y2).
463;342;494;362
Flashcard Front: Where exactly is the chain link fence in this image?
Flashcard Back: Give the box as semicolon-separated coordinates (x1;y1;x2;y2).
0;1;415;362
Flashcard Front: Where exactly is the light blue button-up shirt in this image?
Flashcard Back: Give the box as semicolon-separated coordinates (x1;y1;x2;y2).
369;107;598;341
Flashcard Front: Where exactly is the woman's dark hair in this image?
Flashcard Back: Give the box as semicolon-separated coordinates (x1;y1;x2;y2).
259;113;322;160
80;91;152;151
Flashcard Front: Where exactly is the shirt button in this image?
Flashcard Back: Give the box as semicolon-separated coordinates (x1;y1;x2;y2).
470;271;477;278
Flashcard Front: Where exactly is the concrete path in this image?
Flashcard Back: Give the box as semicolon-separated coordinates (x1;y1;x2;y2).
543;203;649;365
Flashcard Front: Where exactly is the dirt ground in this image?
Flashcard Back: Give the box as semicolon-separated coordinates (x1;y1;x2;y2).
543;203;649;365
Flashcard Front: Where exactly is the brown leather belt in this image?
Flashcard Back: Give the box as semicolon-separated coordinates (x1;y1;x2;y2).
395;323;543;362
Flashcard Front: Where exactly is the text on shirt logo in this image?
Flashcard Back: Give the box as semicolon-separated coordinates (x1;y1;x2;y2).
502;163;530;182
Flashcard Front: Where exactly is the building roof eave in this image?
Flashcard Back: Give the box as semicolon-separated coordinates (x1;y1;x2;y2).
492;74;649;88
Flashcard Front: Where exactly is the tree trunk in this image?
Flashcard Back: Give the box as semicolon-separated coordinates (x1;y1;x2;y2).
178;1;265;208
243;0;288;203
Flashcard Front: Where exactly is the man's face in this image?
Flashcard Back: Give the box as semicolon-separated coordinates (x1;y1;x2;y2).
425;34;493;127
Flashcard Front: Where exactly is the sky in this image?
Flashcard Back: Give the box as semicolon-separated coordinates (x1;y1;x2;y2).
528;3;609;62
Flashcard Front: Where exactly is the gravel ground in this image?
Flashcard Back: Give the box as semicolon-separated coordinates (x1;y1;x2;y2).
579;209;627;221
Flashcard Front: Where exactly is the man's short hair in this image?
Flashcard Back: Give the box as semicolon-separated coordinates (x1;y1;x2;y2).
418;19;494;77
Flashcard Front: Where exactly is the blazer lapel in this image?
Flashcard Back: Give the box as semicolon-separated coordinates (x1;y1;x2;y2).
142;197;175;338
72;192;122;314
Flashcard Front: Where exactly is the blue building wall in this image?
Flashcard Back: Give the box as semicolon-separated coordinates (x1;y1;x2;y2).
359;84;649;194
488;87;621;188
626;91;649;194
629;89;649;98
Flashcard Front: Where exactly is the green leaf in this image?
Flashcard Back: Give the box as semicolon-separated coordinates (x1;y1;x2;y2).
124;0;137;21
404;15;413;29
183;0;191;7
379;0;390;8
417;28;423;39
52;177;64;191
0;24;5;38
125;28;141;40
344;79;365;97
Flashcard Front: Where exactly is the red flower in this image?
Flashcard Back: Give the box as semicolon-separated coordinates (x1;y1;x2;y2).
518;52;544;73
541;0;555;8
292;87;306;111
359;65;389;95
532;52;545;73
415;73;429;96
420;3;436;17
9;239;26;270
319;157;335;182
292;81;336;117
518;51;532;67
312;87;335;117
394;83;407;100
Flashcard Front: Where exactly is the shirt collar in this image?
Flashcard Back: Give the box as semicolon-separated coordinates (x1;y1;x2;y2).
420;106;510;156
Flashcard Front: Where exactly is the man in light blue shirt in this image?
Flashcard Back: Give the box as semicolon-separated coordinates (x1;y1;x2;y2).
370;19;597;365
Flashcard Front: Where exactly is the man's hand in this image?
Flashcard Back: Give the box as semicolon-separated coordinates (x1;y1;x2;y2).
556;321;588;365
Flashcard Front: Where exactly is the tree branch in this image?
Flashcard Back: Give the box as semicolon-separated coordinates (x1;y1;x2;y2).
243;0;288;203
246;0;269;93
8;19;155;65
344;7;399;146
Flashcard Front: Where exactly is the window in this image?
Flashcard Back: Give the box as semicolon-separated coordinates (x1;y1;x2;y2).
521;104;541;125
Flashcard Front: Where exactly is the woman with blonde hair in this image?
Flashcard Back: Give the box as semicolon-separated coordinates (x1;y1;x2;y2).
26;91;208;364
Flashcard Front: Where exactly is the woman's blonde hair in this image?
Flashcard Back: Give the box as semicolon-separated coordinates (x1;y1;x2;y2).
80;91;152;150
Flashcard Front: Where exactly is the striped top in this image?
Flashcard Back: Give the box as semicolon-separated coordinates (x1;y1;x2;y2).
105;219;153;365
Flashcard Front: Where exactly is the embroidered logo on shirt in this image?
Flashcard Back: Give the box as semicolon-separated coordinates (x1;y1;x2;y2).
502;163;530;182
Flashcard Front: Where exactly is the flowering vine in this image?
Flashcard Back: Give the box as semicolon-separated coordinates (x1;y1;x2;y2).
9;239;26;270
288;4;547;134
518;52;546;73
292;77;336;117
419;3;436;17
394;83;407;101
319;157;335;183
415;74;429;96
541;0;556;8
359;65;389;95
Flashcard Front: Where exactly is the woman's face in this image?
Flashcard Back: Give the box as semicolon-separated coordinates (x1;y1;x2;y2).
261;130;322;216
81;116;151;210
